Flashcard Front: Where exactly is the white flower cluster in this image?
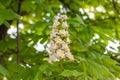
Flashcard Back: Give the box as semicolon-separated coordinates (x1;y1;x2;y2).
49;15;74;63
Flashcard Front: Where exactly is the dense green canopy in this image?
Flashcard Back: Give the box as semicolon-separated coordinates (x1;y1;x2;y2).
0;0;120;80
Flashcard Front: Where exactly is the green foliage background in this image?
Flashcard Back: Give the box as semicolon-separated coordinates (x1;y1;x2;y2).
0;0;120;80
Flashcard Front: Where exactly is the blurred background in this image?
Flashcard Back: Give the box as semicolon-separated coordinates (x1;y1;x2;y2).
0;0;120;80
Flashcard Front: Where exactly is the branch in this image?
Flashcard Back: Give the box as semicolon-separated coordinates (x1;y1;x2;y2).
110;56;120;65
112;0;120;15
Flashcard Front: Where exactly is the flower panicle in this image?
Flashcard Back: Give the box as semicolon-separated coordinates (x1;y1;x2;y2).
49;15;74;63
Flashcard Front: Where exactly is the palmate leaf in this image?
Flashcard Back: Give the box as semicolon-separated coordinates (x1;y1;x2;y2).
86;59;116;79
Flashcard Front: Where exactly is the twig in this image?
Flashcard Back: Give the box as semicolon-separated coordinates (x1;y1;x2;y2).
44;75;59;80
16;0;21;64
111;0;119;39
60;60;64;71
112;0;120;15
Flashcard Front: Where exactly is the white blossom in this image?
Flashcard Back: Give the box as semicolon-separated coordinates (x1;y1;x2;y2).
53;19;60;28
60;15;68;20
62;43;69;51
65;51;74;61
56;49;65;59
50;43;58;51
50;30;57;39
59;30;68;37
49;14;74;63
62;21;69;29
48;54;58;63
66;37;70;44
54;36;63;44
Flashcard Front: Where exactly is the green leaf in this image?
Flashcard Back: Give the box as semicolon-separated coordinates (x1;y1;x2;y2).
60;70;80;77
20;68;32;80
6;63;25;74
39;64;49;72
42;4;54;15
4;21;10;27
0;3;5;9
76;14;86;26
68;20;80;26
0;0;12;7
0;9;20;20
72;70;81;77
0;18;4;25
35;0;54;15
21;0;36;12
0;64;9;76
33;70;41;80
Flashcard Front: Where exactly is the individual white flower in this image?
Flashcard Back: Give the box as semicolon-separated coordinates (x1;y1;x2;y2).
54;36;63;44
52;28;58;32
49;40;55;52
56;49;65;59
53;19;60;28
50;43;58;50
65;51;74;61
66;37;70;44
62;21;69;29
50;40;54;44
48;54;58;63
50;29;58;39
60;15;68;20
50;46;55;53
59;30;68;37
62;43;70;51
50;32;56;39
